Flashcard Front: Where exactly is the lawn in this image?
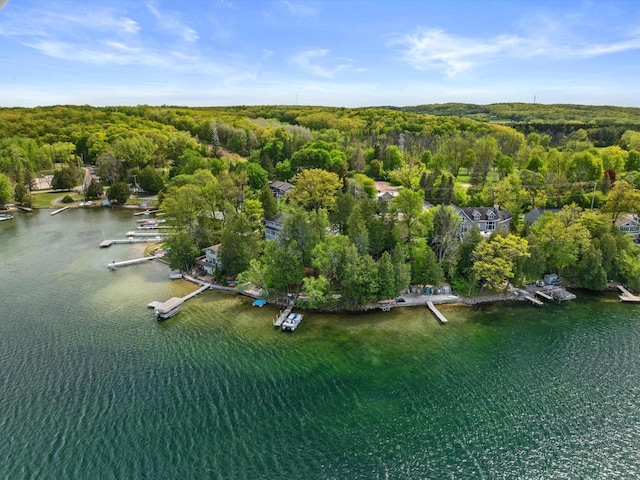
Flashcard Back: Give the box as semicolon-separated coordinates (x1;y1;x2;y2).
31;191;83;208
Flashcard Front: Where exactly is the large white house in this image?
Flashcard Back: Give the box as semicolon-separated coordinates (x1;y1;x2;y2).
456;205;511;237
616;214;640;240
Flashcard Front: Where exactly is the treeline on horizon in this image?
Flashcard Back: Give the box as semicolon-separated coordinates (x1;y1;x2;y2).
1;102;640;308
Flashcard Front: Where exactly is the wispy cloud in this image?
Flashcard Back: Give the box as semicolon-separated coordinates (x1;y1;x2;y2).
281;1;317;18
146;2;199;43
291;48;350;78
390;25;640;76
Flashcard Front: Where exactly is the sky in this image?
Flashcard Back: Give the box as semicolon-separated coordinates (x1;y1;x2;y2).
1;0;640;108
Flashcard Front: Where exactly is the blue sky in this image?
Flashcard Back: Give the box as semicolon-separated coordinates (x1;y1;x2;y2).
1;0;640;107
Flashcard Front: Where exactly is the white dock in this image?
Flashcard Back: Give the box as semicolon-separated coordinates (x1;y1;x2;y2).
50;206;69;216
524;295;544;306
426;301;448;323
126;231;169;237
134;209;160;216
108;255;162;270
182;284;211;301
99;237;161;248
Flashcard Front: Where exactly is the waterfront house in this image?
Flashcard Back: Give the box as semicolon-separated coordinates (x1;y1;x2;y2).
265;214;284;242
269;180;294;199
196;244;222;274
524;207;560;225
456;204;511;236
615;213;640;240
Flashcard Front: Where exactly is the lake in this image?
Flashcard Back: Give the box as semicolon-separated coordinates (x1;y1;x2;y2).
1;209;639;479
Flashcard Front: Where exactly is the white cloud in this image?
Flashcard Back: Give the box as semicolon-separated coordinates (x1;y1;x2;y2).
391;25;640;76
291;48;350;78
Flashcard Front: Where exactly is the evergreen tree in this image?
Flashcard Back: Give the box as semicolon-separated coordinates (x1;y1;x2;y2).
259;184;278;219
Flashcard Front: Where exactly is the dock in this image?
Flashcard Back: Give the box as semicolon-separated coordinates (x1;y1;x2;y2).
99;237;162;248
534;290;554;301
134;209;161;216
50;206;69;216
617;285;640;302
17;206;33;212
274;303;294;328
108;254;162;270
147;277;212;319
523;295;544;306
426;301;448;323
125;231;169;237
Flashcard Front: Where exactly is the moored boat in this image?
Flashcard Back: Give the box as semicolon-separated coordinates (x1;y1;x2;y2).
154;297;183;320
282;312;303;332
0;213;13;221
169;272;183;279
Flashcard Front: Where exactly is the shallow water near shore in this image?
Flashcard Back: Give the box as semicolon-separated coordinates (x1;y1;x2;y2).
2;209;640;478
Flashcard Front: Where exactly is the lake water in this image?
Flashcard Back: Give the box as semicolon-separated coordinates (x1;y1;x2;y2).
2;209;640;479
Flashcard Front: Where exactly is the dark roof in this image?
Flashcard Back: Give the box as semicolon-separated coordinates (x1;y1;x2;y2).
266;213;284;224
458;206;511;222
269;180;293;191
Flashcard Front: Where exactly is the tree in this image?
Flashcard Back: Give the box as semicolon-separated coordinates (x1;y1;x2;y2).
575;243;608;291
219;212;261;277
410;238;444;286
259;184;278;219
51;168;77;191
86;178;104;199
390;188;424;244
472;234;530;290
138;166;164;194
383;145;403;171
428;205;462;275
601;180;640;222
263;240;305;292
165;230;200;272
239;162;269;191
0;173;13;207
107;181;131;204
290;168;341;213
377;252;397;299
96;154;122;185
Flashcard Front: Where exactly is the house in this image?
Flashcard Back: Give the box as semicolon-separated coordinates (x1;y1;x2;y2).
456;204;511;236
196;244;222;274
265;214;284;242
615;213;640;240
374;181;399;203
269;180;294;200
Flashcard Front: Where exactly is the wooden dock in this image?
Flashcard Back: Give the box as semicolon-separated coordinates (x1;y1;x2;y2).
17;206;33;212
108;255;162;270
274;303;294;328
534;290;554;301
524;295;544;306
134;209;160;216
426;301;448;323
50;206;69;216
617;285;640;302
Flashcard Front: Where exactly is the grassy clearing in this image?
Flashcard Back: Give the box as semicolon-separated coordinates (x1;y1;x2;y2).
31;191;82;208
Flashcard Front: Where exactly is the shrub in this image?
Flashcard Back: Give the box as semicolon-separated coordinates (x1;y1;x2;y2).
61;195;74;203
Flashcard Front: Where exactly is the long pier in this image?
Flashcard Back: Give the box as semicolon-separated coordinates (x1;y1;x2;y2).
134;209;161;216
125;231;169;237
50;206;69;216
426;301;448;323
100;237;162;248
274;303;294;328
108;255;162;270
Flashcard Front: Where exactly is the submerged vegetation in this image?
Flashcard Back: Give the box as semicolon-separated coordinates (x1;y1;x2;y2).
2;103;640;307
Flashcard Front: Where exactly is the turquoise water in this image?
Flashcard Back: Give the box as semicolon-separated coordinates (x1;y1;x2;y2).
2;209;640;478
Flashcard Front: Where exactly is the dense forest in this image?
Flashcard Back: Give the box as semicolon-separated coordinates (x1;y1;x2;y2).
2;103;640;308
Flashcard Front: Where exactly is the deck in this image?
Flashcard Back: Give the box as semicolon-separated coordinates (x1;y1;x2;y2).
617;285;640;302
99;237;161;248
426;301;448;323
534;290;554;301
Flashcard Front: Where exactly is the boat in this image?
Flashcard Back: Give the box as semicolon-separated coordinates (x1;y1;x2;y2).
154;297;183;320
169;272;182;279
252;299;267;307
281;312;303;332
0;213;13;221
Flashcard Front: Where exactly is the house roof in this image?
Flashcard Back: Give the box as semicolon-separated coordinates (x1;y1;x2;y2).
374;181;399;196
266;213;284;224
524;207;560;225
204;243;221;252
269;180;293;191
457;205;511;223
615;213;640;227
